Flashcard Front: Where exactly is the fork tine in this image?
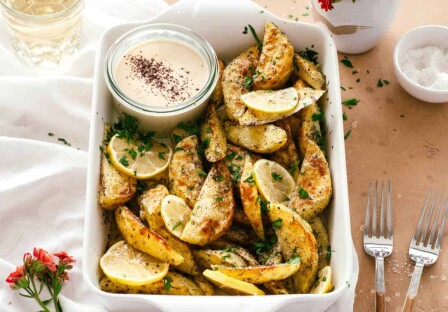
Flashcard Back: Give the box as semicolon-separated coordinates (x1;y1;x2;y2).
436;196;448;249
421;192;438;244
380;181;385;237
428;195;444;247
413;190;432;243
372;180;378;237
387;180;393;239
364;180;372;236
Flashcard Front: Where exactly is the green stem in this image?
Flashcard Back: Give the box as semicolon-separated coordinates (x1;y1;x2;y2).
46;282;60;312
29;275;51;312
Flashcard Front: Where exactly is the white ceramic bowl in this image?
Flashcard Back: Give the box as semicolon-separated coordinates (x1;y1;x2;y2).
83;0;354;311
393;25;448;103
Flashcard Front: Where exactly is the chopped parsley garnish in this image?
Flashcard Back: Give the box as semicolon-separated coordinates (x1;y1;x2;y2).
172;221;182;231
352;70;358;75
344;130;352;140
312;112;324;121
58;138;71;146
271;171;283;181
226;151;237;160
290;161;299;174
298;187;310;199
322;277;327;282
356;78;360;83
216;197;223;202
342;98;359;106
243;174;256;186
205;127;212;133
257;195;270;214
236;154;244;161
163;276;172;291
298;48;319;64
119;155;129;167
272;218;283;229
340;86;346;91
326;245;332;260
177;121;199;135
126;148;137;160
221;254;231;260
254;235;277;255
287;255;301;264
136;180;148;193
214;174;224;182
198;169;207;177
243;76;254;89
158;151;166;160
343;111;347;121
340;58;353;68
247;24;263;51
242;26;248;34
283;196;290;202
377;79;390;87
48;132;54;137
174;147;184;152
201;137;210;149
172;134;183;144
223;246;236;252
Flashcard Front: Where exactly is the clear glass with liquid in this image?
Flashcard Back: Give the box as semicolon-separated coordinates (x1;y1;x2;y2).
0;0;84;67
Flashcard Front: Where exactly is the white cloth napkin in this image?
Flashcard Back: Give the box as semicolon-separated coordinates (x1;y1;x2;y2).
0;0;357;311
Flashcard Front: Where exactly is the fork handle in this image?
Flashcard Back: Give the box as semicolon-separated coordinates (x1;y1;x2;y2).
402;262;424;312
375;256;385;312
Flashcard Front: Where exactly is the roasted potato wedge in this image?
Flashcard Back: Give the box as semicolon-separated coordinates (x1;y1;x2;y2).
239;153;264;239
309;216;331;270
263;241;283;266
203;270;265;296
137;184;169;230
193;274;215;296
181;162;235;246
222;45;260;121
224;144;247;184
216;104;229;122
99;151;136;209
268;203;318;293
157;228;199;276
170;126;195;146
233;208;251;226
271;120;300;180
209;59;226;107
115;206;184;265
212;263;300;284
288;140;332;221
99;271;204;295
253;21;294;90
293;54;325;90
222;226;258;247
193;249;247;270
201;104;227;162
224;122;287;154
286;113;301;140
298;102;324;159
169;135;205;208
292;78;310;90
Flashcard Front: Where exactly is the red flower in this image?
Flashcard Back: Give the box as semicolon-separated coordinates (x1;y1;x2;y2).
318;0;334;11
23;253;32;265
54;251;76;265
6;265;25;285
33;248;57;273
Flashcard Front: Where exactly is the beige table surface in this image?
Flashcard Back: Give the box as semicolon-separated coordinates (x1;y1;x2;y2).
166;1;448;310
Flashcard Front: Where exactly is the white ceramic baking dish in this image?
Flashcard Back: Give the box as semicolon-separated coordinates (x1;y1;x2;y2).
83;0;354;311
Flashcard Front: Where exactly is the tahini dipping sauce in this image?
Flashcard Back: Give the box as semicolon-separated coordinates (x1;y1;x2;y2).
115;40;208;107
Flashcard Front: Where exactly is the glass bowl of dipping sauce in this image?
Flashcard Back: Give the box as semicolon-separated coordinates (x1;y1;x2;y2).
105;23;219;135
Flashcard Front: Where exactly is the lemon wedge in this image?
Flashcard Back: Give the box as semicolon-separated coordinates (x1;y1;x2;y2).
310;266;334;294
161;195;192;238
107;134;172;180
100;240;169;286
253;159;295;206
241;87;298;114
203;270;265;296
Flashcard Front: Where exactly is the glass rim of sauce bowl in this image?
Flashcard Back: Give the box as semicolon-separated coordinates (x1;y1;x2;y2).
0;0;84;23
105;23;219;114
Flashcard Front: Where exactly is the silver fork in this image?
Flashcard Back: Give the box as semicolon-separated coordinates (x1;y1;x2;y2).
363;180;393;312
402;191;448;312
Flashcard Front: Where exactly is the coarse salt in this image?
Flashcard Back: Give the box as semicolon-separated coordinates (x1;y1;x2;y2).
400;45;448;90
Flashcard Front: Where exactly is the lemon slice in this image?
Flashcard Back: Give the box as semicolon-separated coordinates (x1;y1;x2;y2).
161;195;192;238
203;270;265;296
107;134;172;180
310;266;334;294
100;240;169;286
253;159;295;206
241;87;298;114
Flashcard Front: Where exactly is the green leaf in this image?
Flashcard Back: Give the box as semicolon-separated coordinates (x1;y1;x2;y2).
377;79;384;87
248;24;263;51
198;169;207;177
19;293;34;298
340;59;353;68
342;98;359;106
287;255;301;264
272;218;283;229
17;279;29;288
312;112;324;121
344;130;352;140
222;247;236;252
53;280;62;296
271;171;283;181
226;151;237;161
172;221;182;231
42;299;53;305
163;276;173;291
298;188;310;199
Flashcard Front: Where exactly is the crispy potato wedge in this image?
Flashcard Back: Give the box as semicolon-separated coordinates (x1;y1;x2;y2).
309;216;331;270
216;104;229;122
224;144;247;184
263;241;283;266
264;281;289;295
271;120;300;180
212;263;300;284
286;113;301;140
224;122;287;154
237;88;325;126
268;203;318;293
253;21;294;90
193;274;215;296
99;271;204;295
292;78;310;90
169;135;205;208
297;103;324;159
233;208;251;226
115;206;184;266
293;54;325;90
181;161;235;246
222;45;260;121
157;228;199;276
170;127;194;146
222;226;258;247
239;153;264;239
201;104;227;162
289;140;332;221
137;184;169;230
203;270;265;296
193;249;247;270
99;151;136;209
209;59;226;107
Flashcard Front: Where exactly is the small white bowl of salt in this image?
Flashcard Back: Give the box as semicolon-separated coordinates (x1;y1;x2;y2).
394;25;448;103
